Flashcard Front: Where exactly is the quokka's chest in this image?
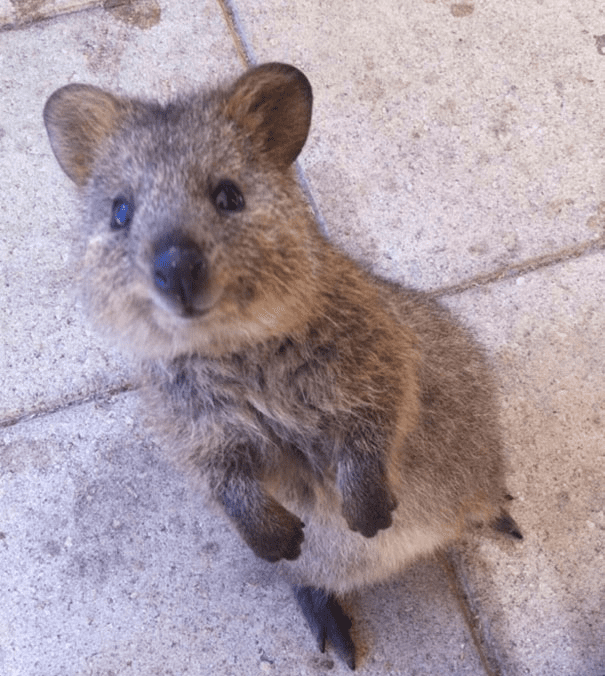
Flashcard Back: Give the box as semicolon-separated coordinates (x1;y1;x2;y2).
150;347;345;450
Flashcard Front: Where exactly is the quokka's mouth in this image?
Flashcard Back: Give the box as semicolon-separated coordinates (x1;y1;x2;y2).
164;300;214;319
180;306;211;319
150;293;214;322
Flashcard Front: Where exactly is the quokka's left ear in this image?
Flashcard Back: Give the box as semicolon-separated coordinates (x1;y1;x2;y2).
225;62;313;168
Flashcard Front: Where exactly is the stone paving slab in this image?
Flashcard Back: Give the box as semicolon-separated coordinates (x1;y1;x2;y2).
444;253;605;675
0;392;488;675
232;0;605;290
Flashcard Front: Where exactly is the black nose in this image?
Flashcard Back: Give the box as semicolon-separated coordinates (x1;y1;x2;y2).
153;234;207;313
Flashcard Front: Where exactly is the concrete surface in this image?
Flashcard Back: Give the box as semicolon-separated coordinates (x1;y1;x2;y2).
1;0;604;674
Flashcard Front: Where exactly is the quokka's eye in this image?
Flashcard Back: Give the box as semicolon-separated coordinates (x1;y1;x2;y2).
211;180;245;213
111;197;133;230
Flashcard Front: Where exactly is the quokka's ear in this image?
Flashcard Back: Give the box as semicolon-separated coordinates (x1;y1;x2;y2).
225;63;313;167
43;84;130;186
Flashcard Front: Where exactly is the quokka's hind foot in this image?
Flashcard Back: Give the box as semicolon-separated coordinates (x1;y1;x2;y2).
294;585;356;670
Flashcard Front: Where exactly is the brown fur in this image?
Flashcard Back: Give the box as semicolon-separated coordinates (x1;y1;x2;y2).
44;63;520;665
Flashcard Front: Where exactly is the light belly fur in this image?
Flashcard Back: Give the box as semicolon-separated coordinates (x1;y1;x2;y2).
273;487;450;595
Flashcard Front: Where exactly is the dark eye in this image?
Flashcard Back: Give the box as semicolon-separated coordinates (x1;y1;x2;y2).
211;180;244;213
111;197;133;230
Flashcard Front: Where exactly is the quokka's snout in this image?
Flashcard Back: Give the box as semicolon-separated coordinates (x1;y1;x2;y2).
152;232;209;316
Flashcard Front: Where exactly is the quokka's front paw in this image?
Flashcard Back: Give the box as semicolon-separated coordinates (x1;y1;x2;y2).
244;505;305;563
342;484;398;538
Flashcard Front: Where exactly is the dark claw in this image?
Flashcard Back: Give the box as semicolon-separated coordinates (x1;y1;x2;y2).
493;510;523;540
294;585;356;670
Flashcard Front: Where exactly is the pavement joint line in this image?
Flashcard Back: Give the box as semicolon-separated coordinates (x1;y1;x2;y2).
0;1;105;32
0;382;139;429
431;234;605;299
438;550;501;676
216;0;255;68
295;165;331;239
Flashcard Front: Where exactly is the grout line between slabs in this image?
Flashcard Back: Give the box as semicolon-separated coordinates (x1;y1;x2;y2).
0;382;139;429
437;550;501;676
431;234;605;299
0;0;130;32
215;0;255;67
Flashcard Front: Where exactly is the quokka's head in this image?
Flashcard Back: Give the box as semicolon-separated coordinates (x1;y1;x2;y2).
44;63;320;359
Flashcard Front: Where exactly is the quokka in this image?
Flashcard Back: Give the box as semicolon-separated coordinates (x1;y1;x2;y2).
44;62;521;670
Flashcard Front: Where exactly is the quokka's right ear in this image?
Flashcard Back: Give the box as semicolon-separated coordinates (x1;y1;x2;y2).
225;63;313;168
43;84;129;186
